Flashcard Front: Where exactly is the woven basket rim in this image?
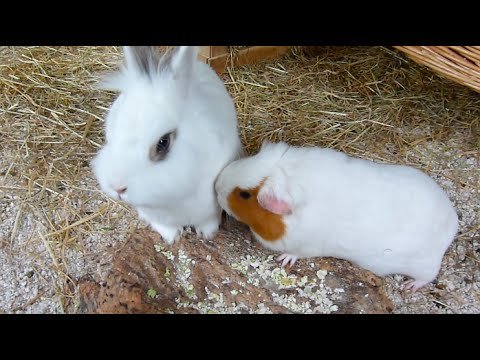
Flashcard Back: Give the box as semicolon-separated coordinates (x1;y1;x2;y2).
395;46;480;93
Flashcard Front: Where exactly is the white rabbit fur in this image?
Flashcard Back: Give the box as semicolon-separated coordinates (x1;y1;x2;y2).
91;46;243;244
215;141;458;292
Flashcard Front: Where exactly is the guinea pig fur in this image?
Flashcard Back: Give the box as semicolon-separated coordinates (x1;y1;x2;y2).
215;141;458;292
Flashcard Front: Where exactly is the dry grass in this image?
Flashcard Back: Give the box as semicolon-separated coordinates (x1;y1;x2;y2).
226;47;480;159
0;46;479;312
0;46;128;311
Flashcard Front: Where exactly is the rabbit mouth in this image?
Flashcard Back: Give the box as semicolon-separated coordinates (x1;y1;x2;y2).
115;193;130;204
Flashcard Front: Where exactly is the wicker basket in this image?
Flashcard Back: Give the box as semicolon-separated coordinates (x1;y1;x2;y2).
394;46;480;93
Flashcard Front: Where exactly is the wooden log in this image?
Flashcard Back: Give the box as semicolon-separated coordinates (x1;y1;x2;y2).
198;46;292;75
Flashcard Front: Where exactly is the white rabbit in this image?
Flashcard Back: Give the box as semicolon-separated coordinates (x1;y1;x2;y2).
91;46;243;244
215;141;458;292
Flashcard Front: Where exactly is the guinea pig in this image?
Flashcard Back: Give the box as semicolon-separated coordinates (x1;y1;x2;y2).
215;141;458;292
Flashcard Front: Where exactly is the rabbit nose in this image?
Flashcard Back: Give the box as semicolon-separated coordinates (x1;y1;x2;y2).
114;186;127;195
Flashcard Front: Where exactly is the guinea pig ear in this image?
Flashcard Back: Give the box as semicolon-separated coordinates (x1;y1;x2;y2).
257;178;293;216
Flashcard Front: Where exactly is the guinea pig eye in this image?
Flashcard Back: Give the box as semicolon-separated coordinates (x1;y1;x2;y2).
239;191;251;199
149;130;176;162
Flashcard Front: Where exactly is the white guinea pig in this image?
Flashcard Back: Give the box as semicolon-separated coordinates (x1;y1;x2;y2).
215;141;458;292
91;46;242;244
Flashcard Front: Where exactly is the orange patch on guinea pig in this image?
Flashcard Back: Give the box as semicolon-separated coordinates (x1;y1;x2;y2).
227;185;286;242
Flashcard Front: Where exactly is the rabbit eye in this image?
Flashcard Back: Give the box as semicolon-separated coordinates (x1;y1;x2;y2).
239;191;251;199
156;134;170;153
150;130;176;162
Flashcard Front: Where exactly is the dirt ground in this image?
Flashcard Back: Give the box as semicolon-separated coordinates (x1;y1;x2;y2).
0;46;478;313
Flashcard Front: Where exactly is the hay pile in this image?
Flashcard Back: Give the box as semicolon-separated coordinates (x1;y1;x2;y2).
0;46;478;313
0;47;126;310
228;46;479;157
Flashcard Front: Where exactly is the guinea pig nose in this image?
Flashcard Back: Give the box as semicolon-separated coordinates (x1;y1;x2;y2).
113;186;127;195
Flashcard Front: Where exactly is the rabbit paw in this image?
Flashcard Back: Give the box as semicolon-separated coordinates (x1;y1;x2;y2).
150;222;181;245
195;218;220;240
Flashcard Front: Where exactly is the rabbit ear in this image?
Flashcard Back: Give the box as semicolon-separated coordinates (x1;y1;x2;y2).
95;46;156;91
123;46;155;75
95;46;198;92
144;46;197;96
167;46;198;78
257;176;293;215
123;46;198;80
